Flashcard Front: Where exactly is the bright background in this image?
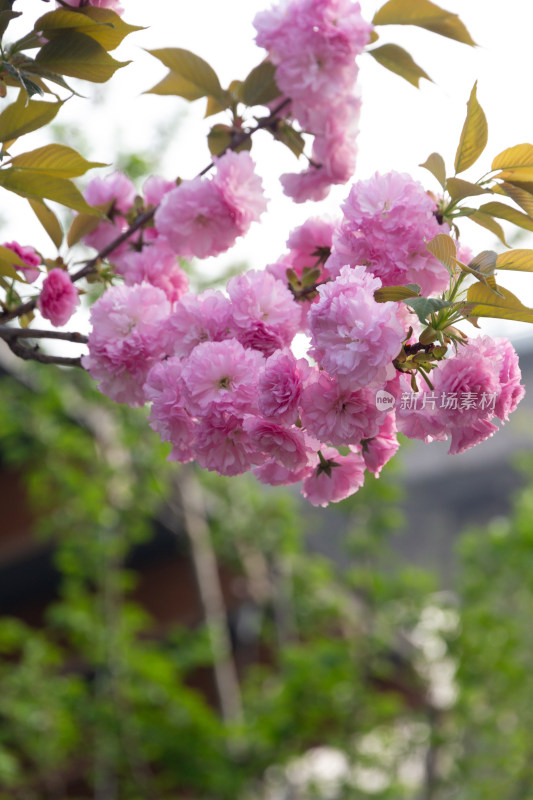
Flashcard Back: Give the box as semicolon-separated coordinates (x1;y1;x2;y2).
5;0;533;343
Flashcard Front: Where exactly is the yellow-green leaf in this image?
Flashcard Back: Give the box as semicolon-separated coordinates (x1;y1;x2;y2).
0;258;22;281
373;0;475;45
493;167;533;195
78;7;143;50
35;31;129;83
28;198;63;249
454;82;488;174
10;144;106;179
204;92;232;118
368;44;431;87
0;168;96;213
496;249;533;273
0;91;62;143
241;61;281;106
467;210;508;246
374;284;421;302
465;282;533;323
34;7;142;51
426;232;457;273
495;182;533;217
146;48;224;102
0;244;31;269
446;177;490;202
478;201;533;234
468;250;497;276
419;152;446;188
491;143;533;171
67;211;101;248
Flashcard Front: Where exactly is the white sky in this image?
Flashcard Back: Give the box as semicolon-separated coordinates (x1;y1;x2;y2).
4;0;533;345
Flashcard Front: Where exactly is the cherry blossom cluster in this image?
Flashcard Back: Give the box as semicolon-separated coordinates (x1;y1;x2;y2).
76;166;525;507
254;0;373;202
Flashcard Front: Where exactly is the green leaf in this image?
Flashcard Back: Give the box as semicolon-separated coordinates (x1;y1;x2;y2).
493;166;533;193
241;61;281;106
404;296;454;324
496;249;533;273
146;48;224;102
35;31;129;83
419;152;446;188
368;44;431;87
374;284;421;302
446;177;490;202
372;0;475;45
466;210;509;247
465;282;533;323
0;91;62;143
0;168;97;213
67;211;101;248
10;144;106;178
28;198;63;249
491;143;533;171
273;122;305;158
494;182;533;217
478;201;533;234
454;82;488;174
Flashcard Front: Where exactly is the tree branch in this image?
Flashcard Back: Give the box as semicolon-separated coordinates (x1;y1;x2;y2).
0;325;88;343
3;336;83;367
0;98;293;327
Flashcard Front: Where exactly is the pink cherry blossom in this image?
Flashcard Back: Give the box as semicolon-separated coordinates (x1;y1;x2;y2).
144;358;197;463
396;335;524;454
362;413;400;476
193;410;264;477
166;290;234;358
37;268;79;327
308;265;404;389
227;269;300;351
257;348;311;424
243;417;309;470
181;339;263;416
84;172;135;214
114;239;189;304
300;370;386;445
301;446;366;506
155;152;266;259
3;241;41;283
327;171;449;295
59;0;123;13
82;283;171;407
212;151;268;233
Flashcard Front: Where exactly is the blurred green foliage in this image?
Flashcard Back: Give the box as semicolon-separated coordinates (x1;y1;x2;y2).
0;362;532;799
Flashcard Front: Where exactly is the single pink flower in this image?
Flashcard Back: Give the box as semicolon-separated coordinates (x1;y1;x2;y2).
301;446;366;506
37;268;79;327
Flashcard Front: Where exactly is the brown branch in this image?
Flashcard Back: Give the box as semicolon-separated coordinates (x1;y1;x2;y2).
0;97;293;328
3;336;83;367
0;325;88;343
